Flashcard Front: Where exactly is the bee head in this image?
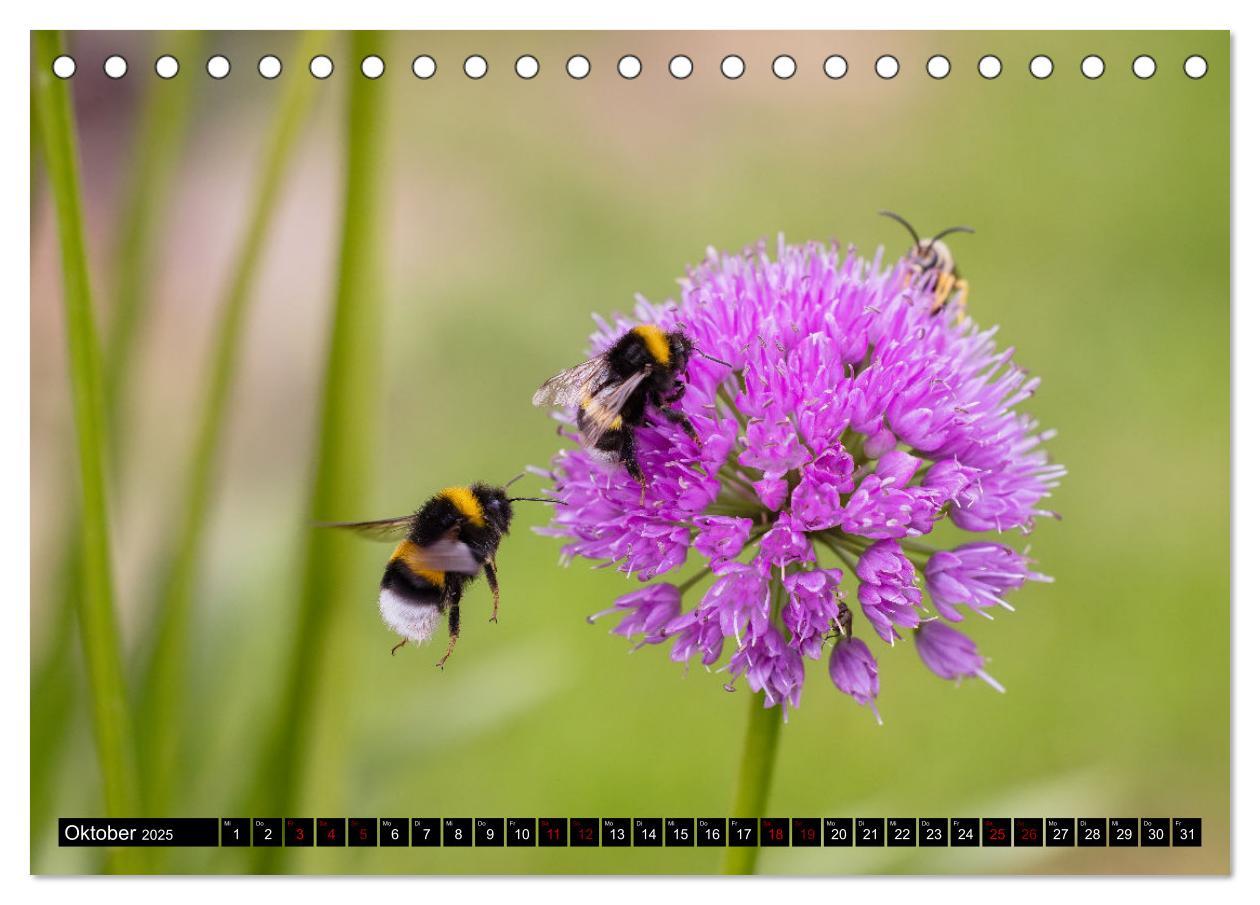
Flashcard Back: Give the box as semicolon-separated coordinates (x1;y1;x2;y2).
913;238;952;274
667;330;694;372
879;210;972;276
472;483;514;534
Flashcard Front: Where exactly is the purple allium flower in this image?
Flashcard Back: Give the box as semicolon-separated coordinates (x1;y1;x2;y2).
782;568;843;659
588;583;682;644
924;542;1051;622
540;237;1062;715
829;637;881;723
914;620;1005;693
727;627;805;710
855;539;923;643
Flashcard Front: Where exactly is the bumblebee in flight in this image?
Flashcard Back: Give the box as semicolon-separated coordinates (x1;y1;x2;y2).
532;324;727;491
323;480;551;667
879;210;975;317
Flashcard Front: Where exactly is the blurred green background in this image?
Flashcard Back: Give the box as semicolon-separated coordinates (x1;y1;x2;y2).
30;30;1229;874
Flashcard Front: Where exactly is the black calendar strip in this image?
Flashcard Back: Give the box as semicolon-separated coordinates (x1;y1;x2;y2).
59;816;1203;848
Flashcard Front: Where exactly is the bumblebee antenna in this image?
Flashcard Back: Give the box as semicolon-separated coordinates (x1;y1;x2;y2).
931;225;975;243
509;496;561;505
697;349;732;367
504;471;526;489
878;210;921;246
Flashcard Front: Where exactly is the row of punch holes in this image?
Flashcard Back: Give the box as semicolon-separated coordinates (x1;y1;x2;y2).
50;52;1210;82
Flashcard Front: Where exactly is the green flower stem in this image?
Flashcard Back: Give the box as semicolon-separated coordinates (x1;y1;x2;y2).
32;30;144;872
135;30;325;818
818;533;860;573
252;30;386;871
721;690;783;875
677;569;710;595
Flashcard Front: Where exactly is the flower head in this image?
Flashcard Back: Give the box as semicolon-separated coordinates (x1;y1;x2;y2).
540;237;1061;716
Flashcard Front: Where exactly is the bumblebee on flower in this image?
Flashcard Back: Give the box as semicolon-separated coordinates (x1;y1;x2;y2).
536;236;1062;720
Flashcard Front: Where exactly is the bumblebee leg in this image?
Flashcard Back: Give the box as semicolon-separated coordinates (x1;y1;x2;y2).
621;430;648;504
436;589;462;669
659;405;700;444
390;638;407;656
484;559;500;623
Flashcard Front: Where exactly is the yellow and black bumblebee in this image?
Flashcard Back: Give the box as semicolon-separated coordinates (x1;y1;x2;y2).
879;210;975;317
532;324;726;490
322;480;551;667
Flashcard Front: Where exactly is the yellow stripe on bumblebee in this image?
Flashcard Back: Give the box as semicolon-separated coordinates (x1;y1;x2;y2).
390;540;447;588
631;324;671;366
439;485;486;527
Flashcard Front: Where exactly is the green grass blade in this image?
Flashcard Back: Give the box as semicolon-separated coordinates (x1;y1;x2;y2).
30;33;201;866
252;30;388;870
31;31;144;873
135;30;326;818
104;31;201;439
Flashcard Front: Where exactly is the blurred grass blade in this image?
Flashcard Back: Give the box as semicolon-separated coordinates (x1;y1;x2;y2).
31;31;144;872
136;30;326;817
30;33;200;863
105;30;201;444
253;30;387;869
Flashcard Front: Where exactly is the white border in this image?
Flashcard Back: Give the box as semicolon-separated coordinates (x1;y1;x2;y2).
4;3;1251;904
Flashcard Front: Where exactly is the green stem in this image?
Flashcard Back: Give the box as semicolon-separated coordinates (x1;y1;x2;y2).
677;569;710;595
135;30;325;818
721;691;783;875
252;30;386;871
31;30;145;872
32;35;201;863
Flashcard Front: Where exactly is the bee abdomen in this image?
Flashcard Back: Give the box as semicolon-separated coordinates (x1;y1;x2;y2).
379;560;444;643
578;396;624;431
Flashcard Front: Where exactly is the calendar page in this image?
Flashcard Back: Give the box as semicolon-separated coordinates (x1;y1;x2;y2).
29;29;1229;876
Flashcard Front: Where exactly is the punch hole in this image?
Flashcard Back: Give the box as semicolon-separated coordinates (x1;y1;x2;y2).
413;55;437;79
1080;55;1105;79
104;55;128;79
515;55;539;79
669;55;693;79
721;55;745;79
1132;55;1156;79
823;55;847;79
772;55;796;79
154;55;179;79
978;55;1002;79
258;55;282;79
361;55;384;79
206;55;230;79
52;55;76;79
464;55;488;79
926;55;950;79
874;55;899;79
618;55;641;79
1184;55;1207;79
1029;55;1053;79
309;55;333;79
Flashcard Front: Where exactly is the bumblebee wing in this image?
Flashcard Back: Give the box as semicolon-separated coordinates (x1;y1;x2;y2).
578;368;650;446
418;533;482;575
317;516;414;541
532;356;611;408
